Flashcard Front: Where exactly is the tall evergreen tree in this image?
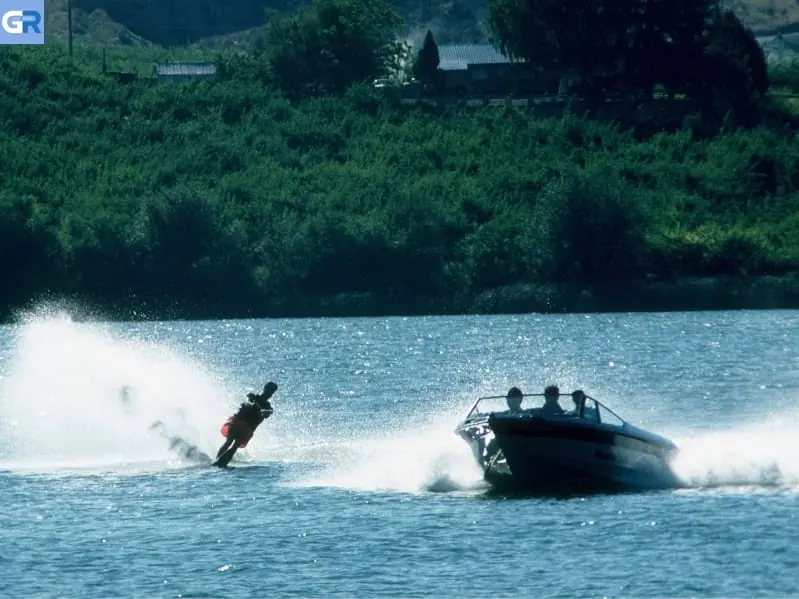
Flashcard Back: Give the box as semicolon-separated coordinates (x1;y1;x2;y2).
413;30;440;87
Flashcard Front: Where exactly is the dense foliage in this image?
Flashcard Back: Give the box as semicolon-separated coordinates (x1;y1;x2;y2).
488;0;769;106
259;0;407;99
1;35;799;319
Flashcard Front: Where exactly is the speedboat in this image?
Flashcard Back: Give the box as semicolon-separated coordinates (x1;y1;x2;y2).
455;390;682;493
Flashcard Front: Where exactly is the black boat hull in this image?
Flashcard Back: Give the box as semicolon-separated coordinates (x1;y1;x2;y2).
461;414;682;492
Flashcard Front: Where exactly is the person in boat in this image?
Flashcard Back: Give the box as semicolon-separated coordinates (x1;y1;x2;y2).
569;389;585;415
215;381;278;464
505;386;524;413
542;384;564;415
569;389;599;421
570;389;587;415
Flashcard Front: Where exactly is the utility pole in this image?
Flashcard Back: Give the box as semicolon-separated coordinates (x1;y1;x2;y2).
67;0;73;60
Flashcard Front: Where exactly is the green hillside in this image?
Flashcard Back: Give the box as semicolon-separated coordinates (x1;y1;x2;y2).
44;0;799;51
44;0;488;50
2;39;799;321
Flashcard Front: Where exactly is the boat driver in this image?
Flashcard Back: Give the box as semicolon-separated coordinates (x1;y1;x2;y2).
505;386;524;413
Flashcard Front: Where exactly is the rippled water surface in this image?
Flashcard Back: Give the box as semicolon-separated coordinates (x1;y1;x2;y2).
1;309;798;597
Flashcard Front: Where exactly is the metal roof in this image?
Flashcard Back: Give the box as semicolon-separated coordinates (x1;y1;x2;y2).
757;33;799;63
155;62;217;76
437;44;521;71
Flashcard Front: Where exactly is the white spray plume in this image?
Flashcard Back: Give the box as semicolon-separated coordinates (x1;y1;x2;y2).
0;311;233;472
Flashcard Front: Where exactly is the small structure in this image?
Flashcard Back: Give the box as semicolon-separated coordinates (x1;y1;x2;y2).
153;61;217;83
757;33;799;64
437;44;558;96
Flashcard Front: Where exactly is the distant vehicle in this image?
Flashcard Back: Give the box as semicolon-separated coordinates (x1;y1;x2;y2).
372;78;392;89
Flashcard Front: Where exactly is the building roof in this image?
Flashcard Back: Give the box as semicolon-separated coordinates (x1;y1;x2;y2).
154;62;217;76
437;44;521;71
757;33;799;64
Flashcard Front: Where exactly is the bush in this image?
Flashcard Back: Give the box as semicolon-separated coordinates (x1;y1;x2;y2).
533;173;648;283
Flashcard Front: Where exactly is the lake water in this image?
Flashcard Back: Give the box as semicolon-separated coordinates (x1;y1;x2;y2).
1;308;798;597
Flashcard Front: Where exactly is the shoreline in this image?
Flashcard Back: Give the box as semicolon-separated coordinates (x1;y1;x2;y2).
3;274;798;325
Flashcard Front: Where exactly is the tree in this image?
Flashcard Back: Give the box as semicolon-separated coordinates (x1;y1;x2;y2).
488;0;626;99
705;8;769;97
488;0;715;100
264;0;406;99
622;0;714;98
681;8;770;126
413;30;440;88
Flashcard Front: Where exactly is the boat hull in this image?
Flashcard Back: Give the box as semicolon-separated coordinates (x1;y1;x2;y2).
482;416;681;492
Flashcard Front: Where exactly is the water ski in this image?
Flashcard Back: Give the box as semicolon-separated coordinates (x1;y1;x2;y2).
212;446;237;468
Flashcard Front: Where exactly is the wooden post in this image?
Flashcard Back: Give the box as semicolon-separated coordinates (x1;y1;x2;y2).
67;0;73;60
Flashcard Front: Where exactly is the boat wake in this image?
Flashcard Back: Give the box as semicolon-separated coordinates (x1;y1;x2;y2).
670;418;799;492
294;408;799;497
285;413;486;494
272;403;799;496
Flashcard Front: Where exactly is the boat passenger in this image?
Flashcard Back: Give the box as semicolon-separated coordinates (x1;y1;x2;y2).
570;389;585;415
570;389;597;421
542;384;564;415
506;386;524;413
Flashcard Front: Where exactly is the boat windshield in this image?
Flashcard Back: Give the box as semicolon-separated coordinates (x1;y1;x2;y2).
463;392;626;426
